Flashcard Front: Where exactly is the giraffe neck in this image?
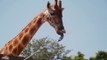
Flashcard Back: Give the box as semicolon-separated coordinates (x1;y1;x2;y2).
0;13;46;56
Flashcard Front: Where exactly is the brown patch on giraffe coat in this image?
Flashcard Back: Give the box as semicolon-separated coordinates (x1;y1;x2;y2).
9;45;13;51
18;32;24;40
12;47;18;55
12;39;18;46
29;17;43;35
29;15;43;35
37;18;42;27
24;27;29;33
22;35;30;46
17;44;24;55
30;26;36;34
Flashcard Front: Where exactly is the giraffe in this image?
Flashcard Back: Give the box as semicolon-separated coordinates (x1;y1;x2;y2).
0;0;65;57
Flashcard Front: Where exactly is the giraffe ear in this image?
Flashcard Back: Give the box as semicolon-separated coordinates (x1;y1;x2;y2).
54;0;57;8
59;0;64;11
47;1;51;8
59;0;62;8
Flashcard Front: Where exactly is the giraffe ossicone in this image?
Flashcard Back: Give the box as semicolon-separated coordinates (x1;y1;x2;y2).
0;0;65;57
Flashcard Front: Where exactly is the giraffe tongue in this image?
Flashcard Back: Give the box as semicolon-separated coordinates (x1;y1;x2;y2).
58;33;64;42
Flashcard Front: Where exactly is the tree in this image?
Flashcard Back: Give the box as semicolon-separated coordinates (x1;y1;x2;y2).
96;51;107;60
89;57;96;60
20;38;72;60
62;56;72;60
73;51;86;60
89;51;107;60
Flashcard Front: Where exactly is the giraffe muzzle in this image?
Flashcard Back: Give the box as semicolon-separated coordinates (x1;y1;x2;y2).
57;29;66;41
57;29;66;35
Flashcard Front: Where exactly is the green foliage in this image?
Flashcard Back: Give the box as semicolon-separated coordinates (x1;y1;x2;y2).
96;51;107;60
89;57;96;60
62;56;72;60
89;51;107;60
73;51;86;60
21;38;72;60
20;38;107;60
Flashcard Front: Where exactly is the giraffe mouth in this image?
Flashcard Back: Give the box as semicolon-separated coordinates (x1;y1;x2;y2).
57;29;65;35
57;29;66;41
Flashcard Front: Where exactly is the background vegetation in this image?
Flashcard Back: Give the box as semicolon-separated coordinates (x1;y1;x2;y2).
21;38;107;60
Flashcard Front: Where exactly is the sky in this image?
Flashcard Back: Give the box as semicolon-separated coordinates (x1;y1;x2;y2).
0;0;107;58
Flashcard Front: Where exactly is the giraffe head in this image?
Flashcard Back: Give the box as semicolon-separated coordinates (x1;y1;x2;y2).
44;0;65;41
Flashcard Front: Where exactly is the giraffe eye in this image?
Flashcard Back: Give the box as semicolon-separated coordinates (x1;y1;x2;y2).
50;11;55;15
